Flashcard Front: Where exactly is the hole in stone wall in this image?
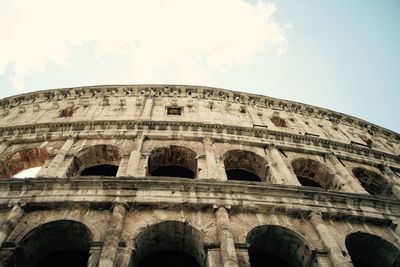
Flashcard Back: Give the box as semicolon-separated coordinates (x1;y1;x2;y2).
17;220;91;267
80;164;118;176
352;167;390;196
224;150;268;182
167;107;182;115
226;169;261;182
247;225;314;267
345;232;400;267
270;116;287;127
60;107;74;117
0;147;50;179
134;221;205;267
291;158;333;189
148;146;197;179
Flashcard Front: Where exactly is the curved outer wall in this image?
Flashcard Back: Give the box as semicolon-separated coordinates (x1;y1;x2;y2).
0;84;399;267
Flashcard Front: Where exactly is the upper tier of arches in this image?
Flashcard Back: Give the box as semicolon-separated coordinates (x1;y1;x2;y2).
0;138;398;199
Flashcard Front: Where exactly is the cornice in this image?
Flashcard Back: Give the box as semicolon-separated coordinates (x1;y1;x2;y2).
0;84;398;138
0;177;398;225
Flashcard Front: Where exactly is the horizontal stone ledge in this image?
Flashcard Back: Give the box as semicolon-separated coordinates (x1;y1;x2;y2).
0;178;398;220
0;176;398;203
0;198;395;228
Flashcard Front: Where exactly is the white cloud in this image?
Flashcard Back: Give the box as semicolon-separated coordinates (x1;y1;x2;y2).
0;0;288;91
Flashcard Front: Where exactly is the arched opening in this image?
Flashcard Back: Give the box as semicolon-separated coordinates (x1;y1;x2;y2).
247;225;315;267
291;158;332;189
0;147;50;179
67;145;122;177
17;220;92;267
13;166;42;179
134;221;205;267
352;167;390;196
147;146;197;179
345;232;400;267
223;150;268;182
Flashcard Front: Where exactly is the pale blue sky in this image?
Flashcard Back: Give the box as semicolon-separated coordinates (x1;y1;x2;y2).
0;0;399;133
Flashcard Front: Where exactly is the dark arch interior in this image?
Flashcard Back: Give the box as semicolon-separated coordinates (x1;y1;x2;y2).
80;164;118;176
33;249;89;267
297;176;323;188
291;158;332;189
67;145;122;177
250;253;292;267
151;165;194;178
352;168;389;196
247;225;314;267
139;250;199;267
346;232;400;267
223;150;268;183
226;169;261;182
18;220;91;267
148;146;197;179
135;221;204;267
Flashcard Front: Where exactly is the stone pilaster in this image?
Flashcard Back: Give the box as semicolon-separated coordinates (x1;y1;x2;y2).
0;204;24;248
116;245;135;267
37;136;76;178
125;134;145;177
87;243;102;267
324;153;368;193
215;206;239;267
98;202;127;267
264;144;300;186
235;247;250;267
309;212;351;267
140;97;154;120
203;138;227;180
0;139;10;156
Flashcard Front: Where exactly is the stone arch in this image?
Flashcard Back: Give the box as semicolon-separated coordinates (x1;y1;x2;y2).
0;147;50;179
16;220;93;267
352;167;391;196
133;220;205;267
291;158;333;189
223;150;268;182
147;145;198;178
67;144;122;177
247;225;317;267
345;231;400;267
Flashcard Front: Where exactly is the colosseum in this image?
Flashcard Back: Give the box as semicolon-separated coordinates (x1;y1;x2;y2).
0;84;399;267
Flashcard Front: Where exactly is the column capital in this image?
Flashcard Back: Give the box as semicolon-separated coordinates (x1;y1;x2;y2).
323;152;335;160
309;210;323;219
213;205;231;212
67;134;78;141
111;201;128;211
264;143;276;150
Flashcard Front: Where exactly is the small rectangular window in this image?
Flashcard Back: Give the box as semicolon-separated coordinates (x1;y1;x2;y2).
167;107;182;115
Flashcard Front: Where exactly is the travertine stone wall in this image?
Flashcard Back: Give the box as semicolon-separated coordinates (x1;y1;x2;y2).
0;85;399;267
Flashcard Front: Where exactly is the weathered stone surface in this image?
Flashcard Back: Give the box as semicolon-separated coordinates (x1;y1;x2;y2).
0;84;399;267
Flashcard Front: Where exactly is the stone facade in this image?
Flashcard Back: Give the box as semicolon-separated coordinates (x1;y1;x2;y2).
0;84;399;267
